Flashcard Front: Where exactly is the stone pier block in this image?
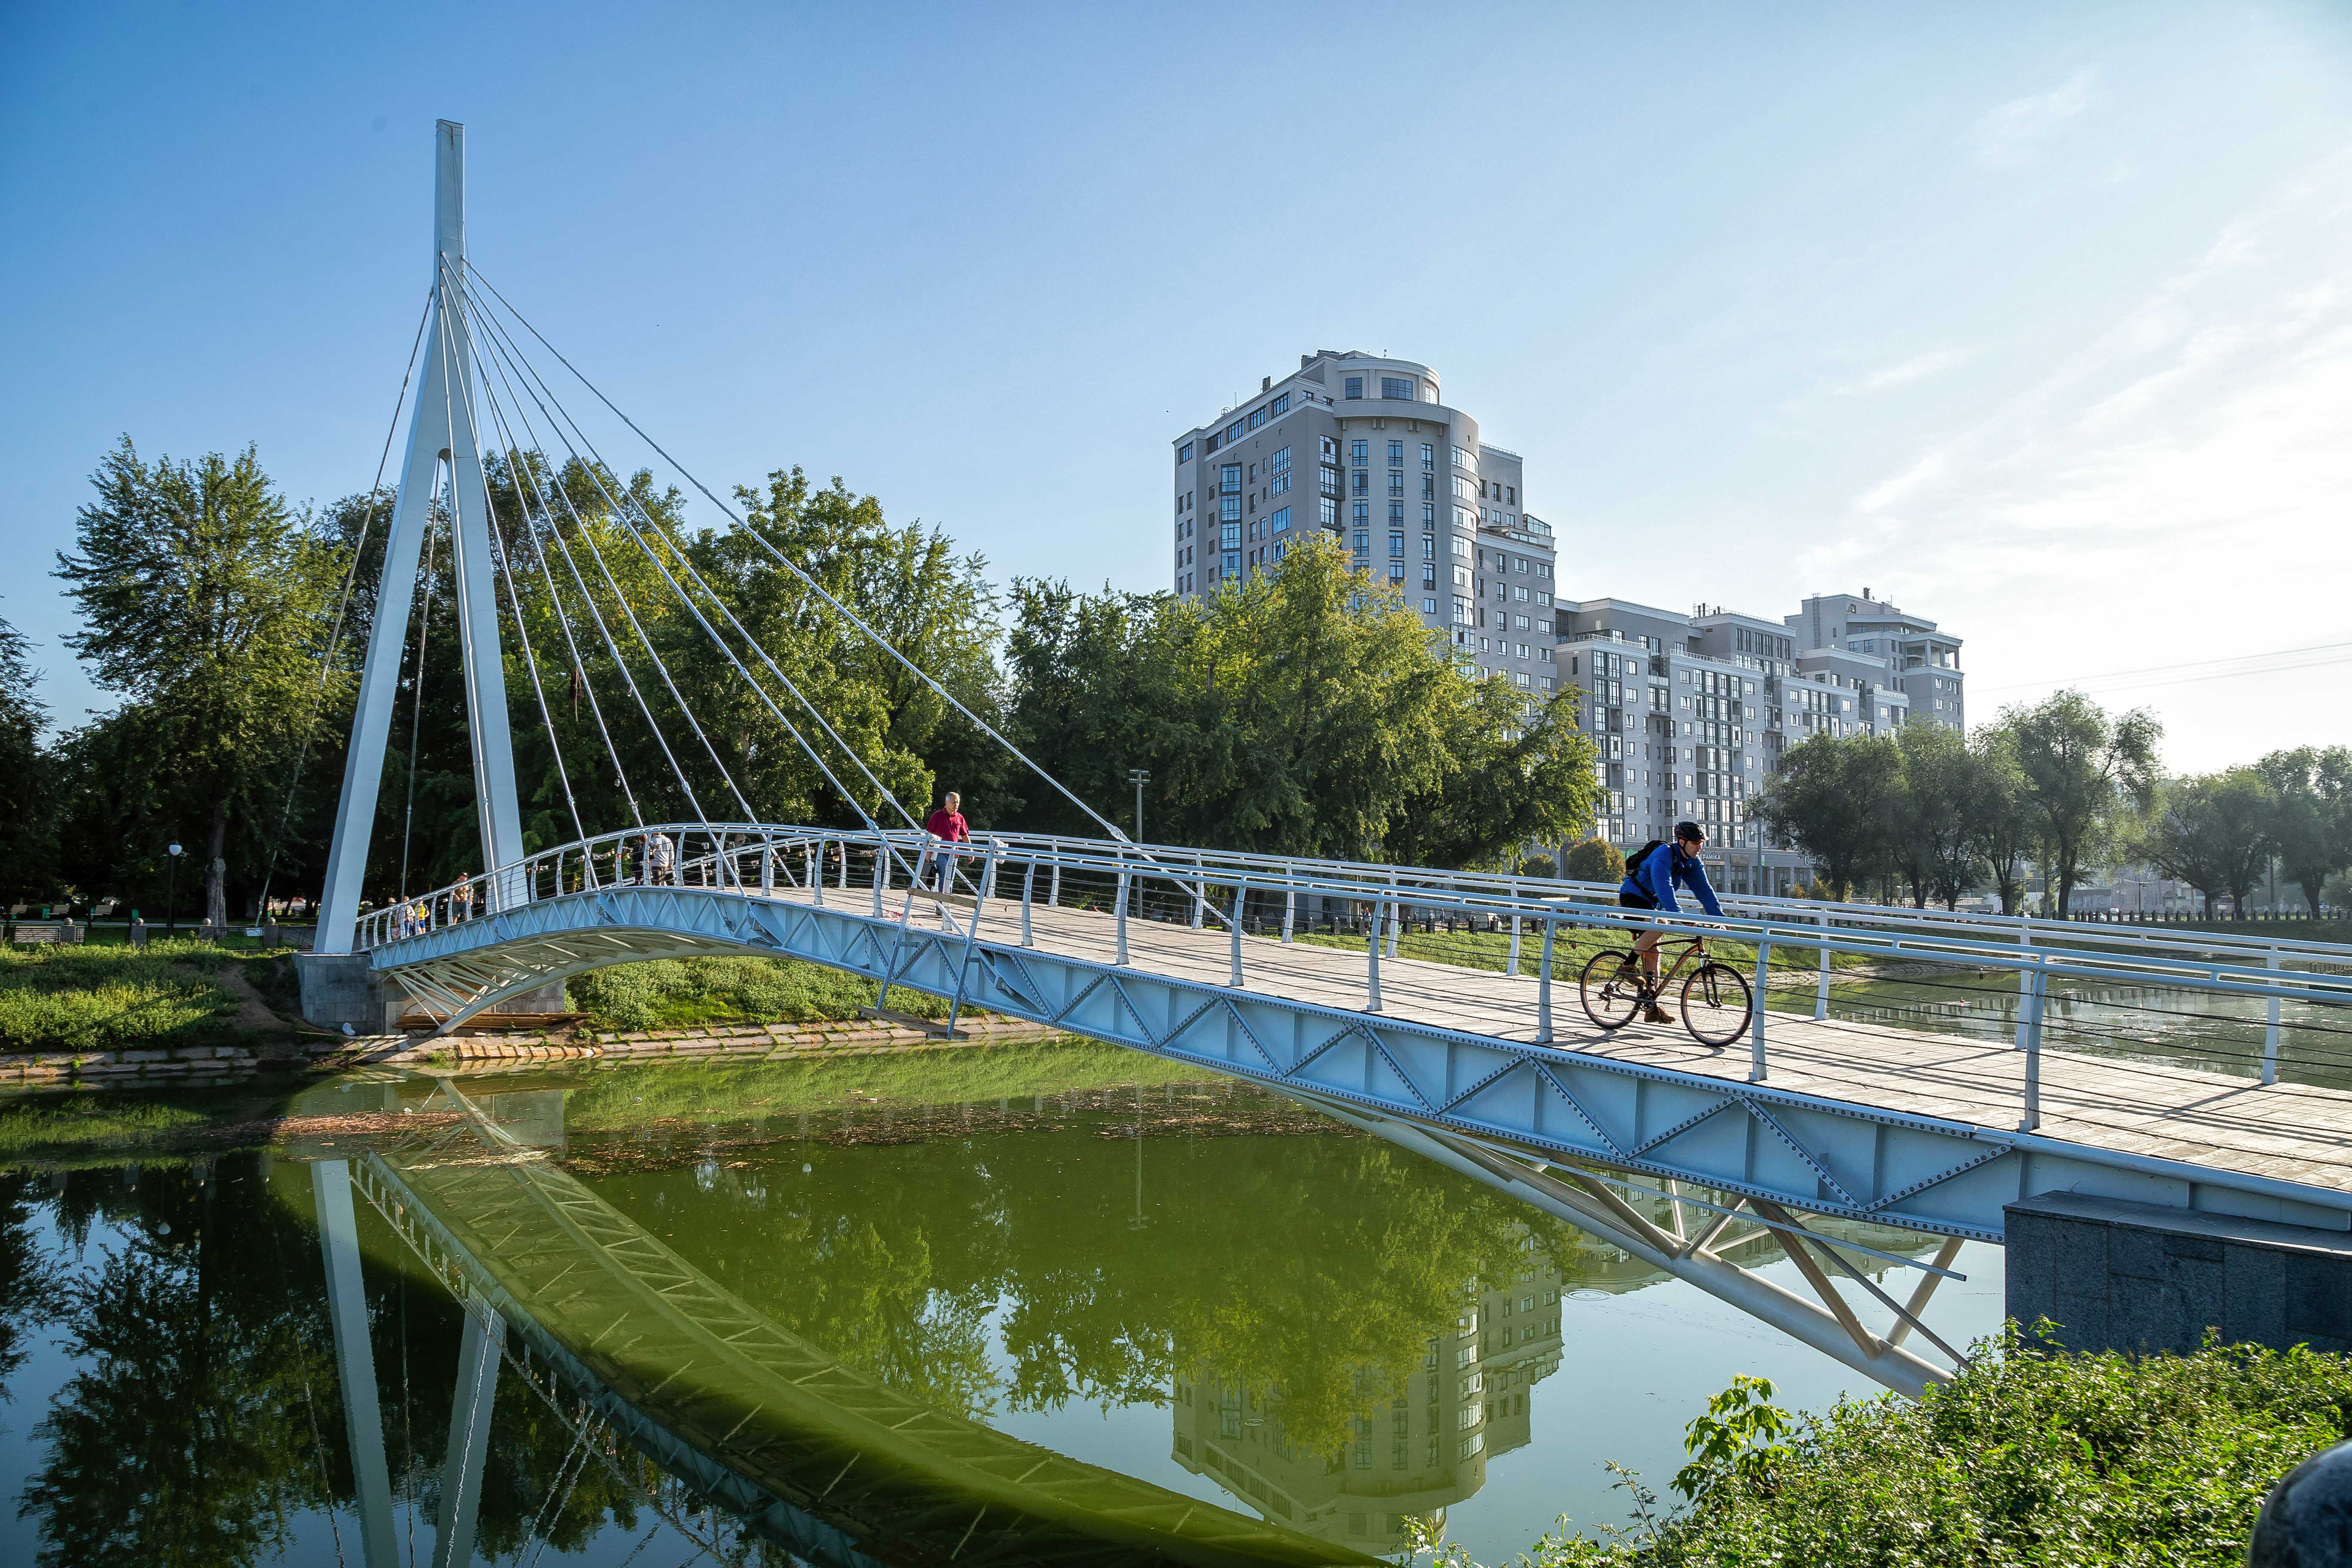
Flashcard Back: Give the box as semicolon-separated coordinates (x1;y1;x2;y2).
2007;1191;2352;1357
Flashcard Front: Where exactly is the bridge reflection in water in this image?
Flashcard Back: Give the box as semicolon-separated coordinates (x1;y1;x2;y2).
304;1064;1952;1565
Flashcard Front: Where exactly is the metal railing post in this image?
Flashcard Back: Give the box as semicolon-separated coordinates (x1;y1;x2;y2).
1230;880;1246;986
2013;922;2034;1050
803;840;816;896
1191;854;1205;929
760;836;775;897
2265;944;2282;1085
1368;897;1384;1013
870;839;885;918
1049;853;1061;908
2018;957;2046;1130
1535;919;1554;1043
1750;939;1772;1083
836;843;848;890
1507;895;1522;978
1814;908;1831;1020
1115;869;1131;964
1386;872;1400;959
812;838;826;907
1282;883;1295;943
1020;861;1036;947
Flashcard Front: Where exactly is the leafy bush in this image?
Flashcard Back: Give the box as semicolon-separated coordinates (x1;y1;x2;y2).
1562;839;1626;885
566;955;947;1031
1408;1327;2352;1567
1519;854;1558;880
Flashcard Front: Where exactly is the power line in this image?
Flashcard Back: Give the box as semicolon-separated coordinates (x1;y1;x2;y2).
1974;640;2352;698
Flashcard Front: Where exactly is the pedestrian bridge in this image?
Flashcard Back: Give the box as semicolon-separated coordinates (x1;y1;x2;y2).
356;823;2352;1396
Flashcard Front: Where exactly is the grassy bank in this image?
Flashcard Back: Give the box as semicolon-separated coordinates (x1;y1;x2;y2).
0;939;269;1053
566;954;946;1029
1414;1329;2352;1567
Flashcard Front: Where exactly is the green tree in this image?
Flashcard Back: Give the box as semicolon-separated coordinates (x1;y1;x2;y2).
1887;723;1986;910
53;441;347;929
1752;732;1899;900
1004;537;1596;866
1562;839;1625;885
2139;769;2277;917
2253;745;2352;916
1968;723;2036;915
0;610;55;916
2002;690;2161;920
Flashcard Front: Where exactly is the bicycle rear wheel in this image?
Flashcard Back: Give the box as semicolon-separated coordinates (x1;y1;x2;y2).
1578;949;1645;1031
1680;962;1752;1048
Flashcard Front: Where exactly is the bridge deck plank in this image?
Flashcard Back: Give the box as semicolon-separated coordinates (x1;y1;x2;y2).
819;888;2352;1202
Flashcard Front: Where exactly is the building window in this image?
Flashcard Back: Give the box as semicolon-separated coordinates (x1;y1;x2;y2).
1389;531;1405;557
1320;496;1338;527
1271;446;1291;475
1453;475;1476;500
1350;439;1368;466
1270;506;1291;532
1353;470;1369;496
1451;535;1470;557
1221;522;1240;548
1246;407;1265;431
1422;502;1436;527
1452;445;1476;470
1388;500;1405;525
1320;465;1340;497
1176;441;1192;463
1352;530;1369;555
1344;375;1364;399
1387;440;1403;466
1270;392;1289;416
1223;550;1239;574
1225;420;1243;442
1220;495;1240;521
1271;471;1290;496
1354;499;1370;525
1220;464;1241;494
1421;536;1435;559
1204;433;1220;453
1388;471;1404;495
1421;443;1435;470
1422;597;1438;615
1382;376;1414;400
1320;435;1337;459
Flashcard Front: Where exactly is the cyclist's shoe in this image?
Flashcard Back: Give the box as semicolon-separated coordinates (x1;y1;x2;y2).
1642;1002;1676;1025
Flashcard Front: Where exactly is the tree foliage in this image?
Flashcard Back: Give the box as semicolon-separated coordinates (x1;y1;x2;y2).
2252;745;2352;916
52;441;348;928
2000;689;2162;918
1562;839;1625;885
1003;536;1598;867
1751;732;1900;900
0;611;53;916
2138;769;2278;916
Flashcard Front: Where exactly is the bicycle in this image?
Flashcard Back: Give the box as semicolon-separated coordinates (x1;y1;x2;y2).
1577;933;1752;1047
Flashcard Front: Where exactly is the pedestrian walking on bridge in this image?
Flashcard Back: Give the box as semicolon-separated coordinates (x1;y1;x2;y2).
923;792;969;891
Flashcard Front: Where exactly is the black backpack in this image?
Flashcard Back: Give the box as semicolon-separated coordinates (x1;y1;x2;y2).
1629;838;1666;892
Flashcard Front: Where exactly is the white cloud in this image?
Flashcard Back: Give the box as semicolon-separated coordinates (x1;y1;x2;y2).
1853;451;1948;512
1967;69;2094;166
1838;346;1981;395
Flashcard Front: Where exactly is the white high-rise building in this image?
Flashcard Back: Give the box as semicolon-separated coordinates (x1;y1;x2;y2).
1171;351;1560;691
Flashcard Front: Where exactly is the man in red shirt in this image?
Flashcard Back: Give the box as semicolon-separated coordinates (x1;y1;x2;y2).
922;791;969;890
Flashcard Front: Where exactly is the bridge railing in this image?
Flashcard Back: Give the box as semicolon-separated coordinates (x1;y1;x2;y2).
361;823;2352;1125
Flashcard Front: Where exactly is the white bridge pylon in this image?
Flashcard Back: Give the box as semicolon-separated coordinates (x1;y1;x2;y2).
317;119;524;956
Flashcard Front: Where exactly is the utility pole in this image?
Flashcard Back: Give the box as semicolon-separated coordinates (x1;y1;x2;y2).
165;841;184;937
1128;770;1150;843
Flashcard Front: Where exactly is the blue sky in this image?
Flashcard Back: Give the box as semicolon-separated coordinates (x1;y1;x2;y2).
5;1;2349;770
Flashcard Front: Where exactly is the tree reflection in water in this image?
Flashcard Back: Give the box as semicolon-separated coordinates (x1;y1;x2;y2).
580;1099;1579;1458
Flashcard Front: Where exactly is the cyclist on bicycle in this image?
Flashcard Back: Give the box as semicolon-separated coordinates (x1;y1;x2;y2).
1618;821;1723;1024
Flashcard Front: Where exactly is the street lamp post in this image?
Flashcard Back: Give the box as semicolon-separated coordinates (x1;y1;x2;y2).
1128;770;1149;844
165;841;184;937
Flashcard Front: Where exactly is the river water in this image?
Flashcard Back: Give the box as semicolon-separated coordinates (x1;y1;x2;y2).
0;1041;2009;1566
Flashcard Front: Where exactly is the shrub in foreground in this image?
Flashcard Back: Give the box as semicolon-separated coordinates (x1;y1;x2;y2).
1408;1326;2352;1567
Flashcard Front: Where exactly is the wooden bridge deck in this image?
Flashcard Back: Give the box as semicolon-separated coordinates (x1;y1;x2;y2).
813;885;2352;1207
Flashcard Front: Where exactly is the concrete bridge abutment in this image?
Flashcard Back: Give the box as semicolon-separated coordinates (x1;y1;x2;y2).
2006;1192;2352;1358
297;952;567;1033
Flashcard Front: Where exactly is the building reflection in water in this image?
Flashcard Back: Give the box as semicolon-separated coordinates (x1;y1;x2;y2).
1170;1230;1571;1553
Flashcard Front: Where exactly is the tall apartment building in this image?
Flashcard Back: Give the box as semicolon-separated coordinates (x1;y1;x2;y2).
1171;352;1561;690
1556;590;1965;897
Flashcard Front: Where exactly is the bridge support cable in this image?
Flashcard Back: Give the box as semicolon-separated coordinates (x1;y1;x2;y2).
465;360;648;835
461;309;737;860
443;260;760;859
462;264;1159;850
456;281;929;845
435;279;593;860
254;287;435;921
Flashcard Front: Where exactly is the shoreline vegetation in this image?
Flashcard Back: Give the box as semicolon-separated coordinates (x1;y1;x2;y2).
1404;1329;2352;1568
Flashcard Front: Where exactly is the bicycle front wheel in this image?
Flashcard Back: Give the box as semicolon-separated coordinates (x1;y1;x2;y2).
1579;949;1645;1031
1680;963;1752;1048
